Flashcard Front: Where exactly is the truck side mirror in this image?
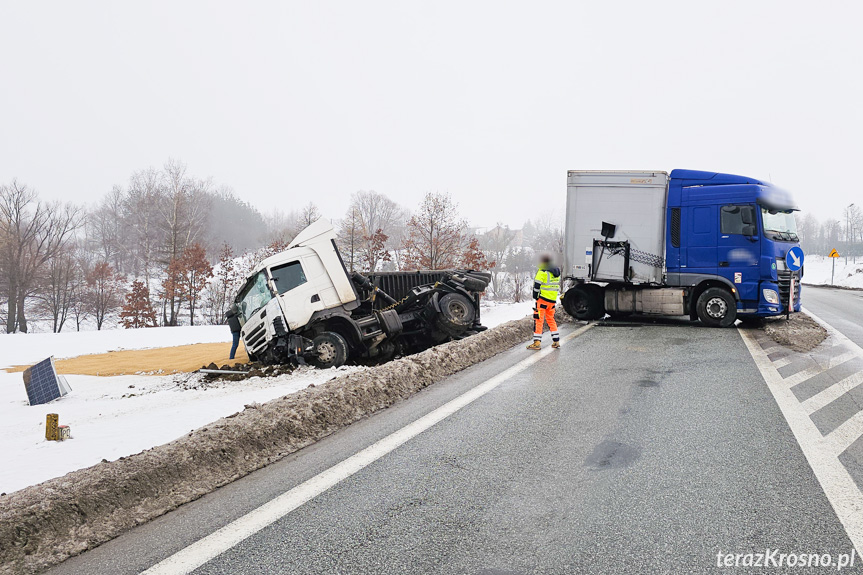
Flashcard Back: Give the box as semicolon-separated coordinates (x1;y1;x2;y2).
742;224;756;237
741;207;755;225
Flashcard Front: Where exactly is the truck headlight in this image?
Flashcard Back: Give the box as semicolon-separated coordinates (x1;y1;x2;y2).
763;289;780;304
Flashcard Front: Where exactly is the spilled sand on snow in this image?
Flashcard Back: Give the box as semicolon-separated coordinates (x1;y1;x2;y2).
5;342;249;376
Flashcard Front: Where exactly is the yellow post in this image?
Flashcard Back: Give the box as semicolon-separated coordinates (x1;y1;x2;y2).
46;413;59;441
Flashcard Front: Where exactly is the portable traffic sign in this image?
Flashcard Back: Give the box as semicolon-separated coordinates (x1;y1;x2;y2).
829;248;840;258
785;246;804;271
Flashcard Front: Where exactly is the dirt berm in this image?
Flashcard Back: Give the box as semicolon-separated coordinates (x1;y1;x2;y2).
0;315;573;575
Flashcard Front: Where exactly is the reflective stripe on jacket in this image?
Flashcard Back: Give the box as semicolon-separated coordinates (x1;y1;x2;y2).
533;268;560;302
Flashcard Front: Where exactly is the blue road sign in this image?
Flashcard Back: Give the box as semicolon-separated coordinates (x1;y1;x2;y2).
786;246;804;271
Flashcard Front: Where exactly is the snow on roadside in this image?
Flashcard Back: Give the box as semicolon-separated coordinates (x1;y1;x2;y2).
801;255;863;289
0;325;231;369
0;366;360;494
0;300;532;494
480;300;533;327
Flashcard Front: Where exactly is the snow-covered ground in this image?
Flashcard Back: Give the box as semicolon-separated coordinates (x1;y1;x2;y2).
0;300;530;494
479;299;533;327
0;367;357;494
0;325;232;369
802;255;863;289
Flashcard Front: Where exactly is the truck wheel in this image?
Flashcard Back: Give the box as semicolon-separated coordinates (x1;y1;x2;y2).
436;293;476;336
311;332;348;368
562;285;604;321
696;287;737;328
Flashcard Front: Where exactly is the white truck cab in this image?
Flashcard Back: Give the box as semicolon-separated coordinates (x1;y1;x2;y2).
237;220;358;360
234;220;490;368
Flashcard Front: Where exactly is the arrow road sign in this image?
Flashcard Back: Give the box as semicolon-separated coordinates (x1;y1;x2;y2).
786;246;804;271
829;248;840;258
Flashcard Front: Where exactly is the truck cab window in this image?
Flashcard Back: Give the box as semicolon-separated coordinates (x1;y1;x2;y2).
270;261;307;294
761;207;799;242
721;205;756;235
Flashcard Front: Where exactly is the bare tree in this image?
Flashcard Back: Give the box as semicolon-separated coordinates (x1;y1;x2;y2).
0;181;82;332
124;168;163;284
37;245;82;333
503;247;534;303
480;224;516;298
156;159;211;325
402;192;467;270
339;191;405;272
295;202;322;232
85;262;125;330
87;186;125;271
336;206;362;272
527;211;565;259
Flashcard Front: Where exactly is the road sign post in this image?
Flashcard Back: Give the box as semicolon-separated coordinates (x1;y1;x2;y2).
829;248;840;285
784;247;804;319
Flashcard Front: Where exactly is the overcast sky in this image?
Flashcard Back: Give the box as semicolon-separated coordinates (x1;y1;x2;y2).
1;1;860;230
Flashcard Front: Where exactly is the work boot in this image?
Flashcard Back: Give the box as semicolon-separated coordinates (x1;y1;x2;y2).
551;341;560;349
526;341;541;350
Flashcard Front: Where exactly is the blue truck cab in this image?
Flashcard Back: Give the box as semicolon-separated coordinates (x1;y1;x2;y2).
665;169;802;319
562;169;802;327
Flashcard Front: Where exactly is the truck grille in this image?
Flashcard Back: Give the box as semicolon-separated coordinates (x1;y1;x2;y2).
245;323;268;354
777;270;801;310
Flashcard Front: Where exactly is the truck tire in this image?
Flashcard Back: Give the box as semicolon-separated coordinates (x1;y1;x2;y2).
696;287;737;328
436;293;476;336
562;285;604;321
311;332;349;368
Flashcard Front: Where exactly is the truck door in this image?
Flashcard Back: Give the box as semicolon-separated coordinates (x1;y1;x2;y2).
685;205;718;275
717;204;760;302
270;259;324;330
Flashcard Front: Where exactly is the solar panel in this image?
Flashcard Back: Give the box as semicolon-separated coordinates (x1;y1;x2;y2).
23;357;71;406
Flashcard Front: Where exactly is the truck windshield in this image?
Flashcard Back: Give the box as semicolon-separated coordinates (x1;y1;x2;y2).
761;208;799;242
236;271;273;321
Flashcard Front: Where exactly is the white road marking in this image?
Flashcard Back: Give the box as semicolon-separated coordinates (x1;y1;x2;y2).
140;324;594;575
802;371;863;416
772;356;793;369
827;411;863;456
779;350;857;388
740;324;863;558
805;308;863;362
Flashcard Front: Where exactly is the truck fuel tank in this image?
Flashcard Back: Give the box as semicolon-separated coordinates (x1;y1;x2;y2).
605;287;686;316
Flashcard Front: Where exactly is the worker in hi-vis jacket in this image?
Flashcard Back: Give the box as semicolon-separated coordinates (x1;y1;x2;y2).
527;254;561;350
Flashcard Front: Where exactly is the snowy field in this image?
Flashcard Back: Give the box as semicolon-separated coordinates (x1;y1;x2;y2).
802;255;863;289
0;325;232;369
0;300;531;494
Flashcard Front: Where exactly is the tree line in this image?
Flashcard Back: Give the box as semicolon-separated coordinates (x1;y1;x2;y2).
796;206;863;261
0;162;561;333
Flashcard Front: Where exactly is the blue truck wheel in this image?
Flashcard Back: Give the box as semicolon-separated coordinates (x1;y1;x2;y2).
696;287;737;328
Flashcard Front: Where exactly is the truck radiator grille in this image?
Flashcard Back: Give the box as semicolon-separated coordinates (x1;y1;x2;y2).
777;270;801;309
245;323;268;353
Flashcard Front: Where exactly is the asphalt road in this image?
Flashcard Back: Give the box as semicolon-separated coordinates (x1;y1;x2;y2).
48;318;858;575
803;285;863;347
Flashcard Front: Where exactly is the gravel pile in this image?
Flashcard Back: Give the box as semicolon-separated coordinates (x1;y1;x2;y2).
761;312;828;352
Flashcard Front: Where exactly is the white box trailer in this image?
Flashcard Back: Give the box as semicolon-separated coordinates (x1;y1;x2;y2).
561;168;803;328
563;171;669;285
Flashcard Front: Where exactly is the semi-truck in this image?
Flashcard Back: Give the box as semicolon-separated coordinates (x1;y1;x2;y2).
561;169;802;327
234;220;490;368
